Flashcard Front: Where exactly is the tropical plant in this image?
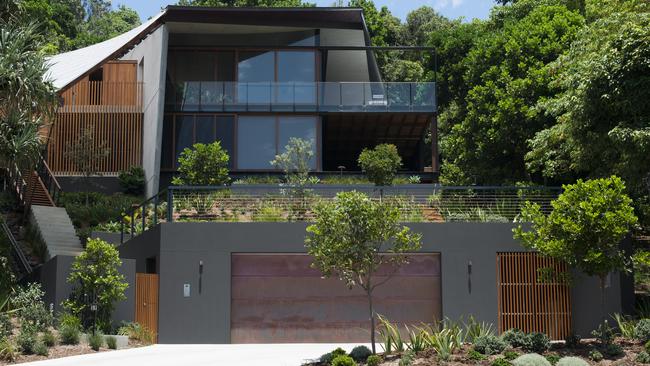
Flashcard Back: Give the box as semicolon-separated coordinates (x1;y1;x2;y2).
474;334;508;355
512;353;552;366
118;166;145;196
556;356;589;366
358;144;403;187
172;141;230;186
64;238;128;332
305;192;421;353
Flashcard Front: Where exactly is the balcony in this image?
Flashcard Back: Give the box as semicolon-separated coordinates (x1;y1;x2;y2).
59;81;144;113
165;81;437;113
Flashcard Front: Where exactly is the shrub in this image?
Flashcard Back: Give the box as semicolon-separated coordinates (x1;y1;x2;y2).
64;238;128;333
366;354;381;366
588;349;603;362
592;320;615;346
512;353;552;366
34;341;48;356
58;313;81;345
0;337;17;362
331;355;356;366
0;313;11;339
60;192;142;230
117;322;155;344
602;342;623;358
492;357;512;366
398;351;415;366
564;334;581;348
321;347;347;365
522;332;551;354
88;332;103;351
502;328;527;348
357;144;402;186
118;166;145;196
16;326;37;354
252;203;285;222
11;282;52;331
349;345;371;363
504;350;520;360
41;329;56;347
474;334;508;355
106;335;117;350
172;142;230;186
637;351;650;364
545;353;560;365
646;339;650;353
637;319;650;342
468;349;487;361
556;356;589;366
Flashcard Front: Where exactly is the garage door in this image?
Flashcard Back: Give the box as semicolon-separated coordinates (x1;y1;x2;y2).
231;253;441;343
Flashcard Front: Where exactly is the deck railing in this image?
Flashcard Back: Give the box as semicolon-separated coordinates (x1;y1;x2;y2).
118;185;561;244
59;81;144;113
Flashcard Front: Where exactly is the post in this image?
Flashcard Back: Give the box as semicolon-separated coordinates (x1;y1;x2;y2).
431;114;439;182
120;219;124;245
153;195;159;226
167;189;173;223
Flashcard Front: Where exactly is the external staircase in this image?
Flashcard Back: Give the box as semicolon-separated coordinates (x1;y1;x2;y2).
29;205;82;259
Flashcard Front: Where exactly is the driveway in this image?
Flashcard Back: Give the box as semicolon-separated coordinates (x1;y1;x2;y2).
22;344;372;366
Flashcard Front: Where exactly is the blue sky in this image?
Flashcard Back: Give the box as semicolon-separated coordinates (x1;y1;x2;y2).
112;0;494;22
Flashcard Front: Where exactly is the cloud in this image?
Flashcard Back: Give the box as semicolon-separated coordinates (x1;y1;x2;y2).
435;0;464;9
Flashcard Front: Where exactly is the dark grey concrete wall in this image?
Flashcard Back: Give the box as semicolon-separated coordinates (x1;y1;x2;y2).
119;226;161;273
118;222;632;344
56;176;122;195
38;255;135;328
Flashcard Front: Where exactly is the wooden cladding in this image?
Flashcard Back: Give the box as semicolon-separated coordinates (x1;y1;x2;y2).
497;252;572;340
59;81;143;112
47;112;143;174
135;273;159;341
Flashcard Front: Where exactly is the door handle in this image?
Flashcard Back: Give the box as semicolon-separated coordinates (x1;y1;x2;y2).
143;302;147;307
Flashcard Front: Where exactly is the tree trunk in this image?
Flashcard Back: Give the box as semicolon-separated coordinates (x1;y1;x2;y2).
367;288;376;354
599;274;607;322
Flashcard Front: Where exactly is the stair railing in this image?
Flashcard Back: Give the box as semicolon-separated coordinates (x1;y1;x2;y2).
0;216;32;276
35;155;62;206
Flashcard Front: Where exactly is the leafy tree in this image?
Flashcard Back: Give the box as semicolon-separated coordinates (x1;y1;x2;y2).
358;144;402;186
271;137;316;191
177;0;312;6
305;191;422;353
513;176;638;313
64;126;111;205
172;141;230;186
64;238;128;332
74;5;141;48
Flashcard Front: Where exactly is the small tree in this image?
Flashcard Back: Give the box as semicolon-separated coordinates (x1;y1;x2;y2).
358;144;402;187
64;238;128;333
305;191;422;353
172;141;230;186
514;176;638;316
65;126;110;205
271;137;314;189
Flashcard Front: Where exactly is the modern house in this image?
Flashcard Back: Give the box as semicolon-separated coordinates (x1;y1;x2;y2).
25;6;632;344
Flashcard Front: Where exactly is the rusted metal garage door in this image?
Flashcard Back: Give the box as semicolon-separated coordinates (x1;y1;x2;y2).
231;253;441;343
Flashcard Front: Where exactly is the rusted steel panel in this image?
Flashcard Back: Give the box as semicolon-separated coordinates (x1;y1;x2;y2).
231;253;441;343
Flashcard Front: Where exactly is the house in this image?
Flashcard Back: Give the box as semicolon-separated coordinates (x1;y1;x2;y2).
33;6;632;344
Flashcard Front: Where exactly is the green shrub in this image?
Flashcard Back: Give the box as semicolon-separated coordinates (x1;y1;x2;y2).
16;326;37;354
504;350;520;360
602;342;623;358
468;348;487;361
545;353;560;365
118;166;145;196
637;319;650;342
522;332;550;354
88;332;103;351
512;353;552;366
117;322;155;344
331;355;356;366
588;349;603;362
474;334;508;355
172;142;230;186
556;356;589;366
502;328;527;348
252;203;285;222
366;354;381;366
357;144;402;186
34;341;48;356
349;345;371;363
106;335;117;350
41;329;56;347
646;339;650;353
0;337;17;362
320;347;347;365
0;313;11;339
592;320;615;346
398;351;415;366
564;334;581;348
11;282;52;331
58;313;81;345
60;192;142;230
637;351;650;364
492;357;512;366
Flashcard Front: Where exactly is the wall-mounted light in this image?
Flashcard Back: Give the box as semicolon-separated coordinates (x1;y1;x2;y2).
468;260;472;294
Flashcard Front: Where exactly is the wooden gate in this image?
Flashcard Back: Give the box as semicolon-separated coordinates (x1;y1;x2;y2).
497;252;572;340
135;273;159;341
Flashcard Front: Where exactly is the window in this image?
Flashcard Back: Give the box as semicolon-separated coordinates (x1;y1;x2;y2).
278;116;317;170
277;51;316;106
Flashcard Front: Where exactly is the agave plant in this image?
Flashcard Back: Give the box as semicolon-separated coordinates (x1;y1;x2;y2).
463;315;495;343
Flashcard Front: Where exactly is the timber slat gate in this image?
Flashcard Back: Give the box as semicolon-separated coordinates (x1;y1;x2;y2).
135;273;159;342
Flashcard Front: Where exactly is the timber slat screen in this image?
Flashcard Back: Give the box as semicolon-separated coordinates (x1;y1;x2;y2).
497;252;572;340
135;273;158;342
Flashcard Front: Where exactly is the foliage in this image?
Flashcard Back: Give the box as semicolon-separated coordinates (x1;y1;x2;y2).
428;327;462;361
591;320;615;346
117;322;155;344
357;144;403;186
252;204;285;222
349;345;371;363
306;191;421;352
64;126;111;204
60;192;142;231
16;325;37;354
512;353;552;366
0;337;17;362
172;142;230;186
637;351;650;364
0;313;11;339
11;282;52;331
611;313;636;338
464;316;495;342
331;355;356;366
377;315;405;354
398;351;415;366
602;343;623;358
474;334;508;355
556;357;588;366
544;353;560;365
366;354;381;366
271;137;315;196
504;350;521;361
64;238;128;333
502;328;527;348
514;177;638;296
106;335;117;350
468;349;487;361
492;357;513;366
637;319;650;342
41;329;56;347
58;313;81;345
522;332;551;354
34;341;48;356
564;334;581;348
406;325;427;352
588;349;602;361
118;166;145;196
88;331;103;351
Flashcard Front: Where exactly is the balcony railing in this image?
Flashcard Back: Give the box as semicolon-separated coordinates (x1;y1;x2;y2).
59;81;144;113
165;81;436;113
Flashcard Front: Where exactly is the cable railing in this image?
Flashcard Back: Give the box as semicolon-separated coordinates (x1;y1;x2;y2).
117;185;561;244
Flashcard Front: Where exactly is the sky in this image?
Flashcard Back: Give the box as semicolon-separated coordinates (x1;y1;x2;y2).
112;0;494;22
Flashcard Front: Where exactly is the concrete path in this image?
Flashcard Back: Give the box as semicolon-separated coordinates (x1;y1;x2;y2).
22;344;373;366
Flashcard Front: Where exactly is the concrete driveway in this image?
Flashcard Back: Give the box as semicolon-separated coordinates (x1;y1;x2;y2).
22;344;372;366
